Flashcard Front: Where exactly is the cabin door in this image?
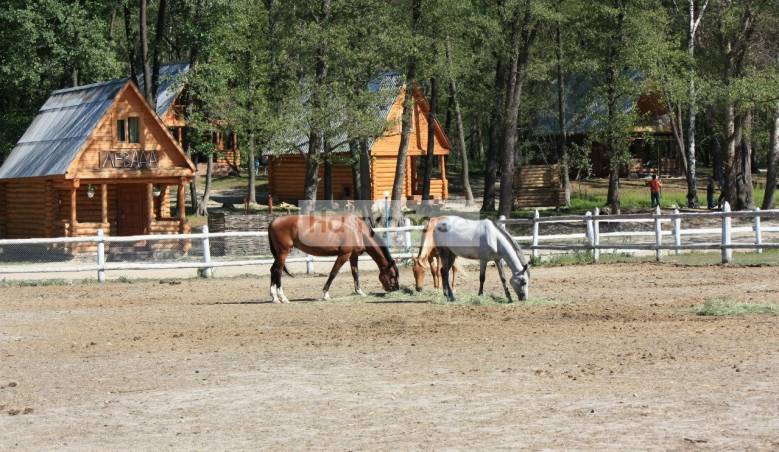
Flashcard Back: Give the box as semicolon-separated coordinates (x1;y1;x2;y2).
117;185;148;236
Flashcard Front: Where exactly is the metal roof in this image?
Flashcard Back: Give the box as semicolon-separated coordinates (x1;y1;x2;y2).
136;63;190;117
0;78;127;179
263;72;404;156
532;72;642;136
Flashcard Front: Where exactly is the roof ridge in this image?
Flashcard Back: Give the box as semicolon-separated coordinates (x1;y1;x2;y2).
51;77;128;95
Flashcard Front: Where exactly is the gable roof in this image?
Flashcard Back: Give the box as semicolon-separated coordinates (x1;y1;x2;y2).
0;78;127;180
263;72;449;156
136;62;190;117
532;71;671;136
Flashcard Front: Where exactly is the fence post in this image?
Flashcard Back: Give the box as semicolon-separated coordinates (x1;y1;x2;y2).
531;210;540;261
722;202;732;264
654;206;662;262
403;217;413;254
585;211;595;263
672;208;681;255
200;224;212;278
754;207;762;254
592;207;600;263
96;229;106;283
306;254;314;275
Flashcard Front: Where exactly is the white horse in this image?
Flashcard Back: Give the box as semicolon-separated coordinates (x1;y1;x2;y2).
429;216;529;302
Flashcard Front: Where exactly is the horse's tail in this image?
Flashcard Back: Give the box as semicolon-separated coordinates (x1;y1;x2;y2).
416;217;438;268
268;218;293;277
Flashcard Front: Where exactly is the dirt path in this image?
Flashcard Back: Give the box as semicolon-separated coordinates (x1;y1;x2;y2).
1;263;777;450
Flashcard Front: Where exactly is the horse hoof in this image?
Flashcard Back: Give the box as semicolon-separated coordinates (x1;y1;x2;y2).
271;298;282;304
322;292;330;301
281;298;290;304
355;289;367;297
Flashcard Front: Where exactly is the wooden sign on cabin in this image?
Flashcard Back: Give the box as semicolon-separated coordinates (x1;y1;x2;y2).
513;164;566;208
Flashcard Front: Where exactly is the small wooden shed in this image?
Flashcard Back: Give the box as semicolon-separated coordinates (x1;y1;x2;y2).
0;78;195;240
267;74;450;202
513;165;566;208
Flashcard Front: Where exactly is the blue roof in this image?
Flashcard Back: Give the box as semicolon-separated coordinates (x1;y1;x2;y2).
137;63;190;117
0;78;127;179
532;72;642;136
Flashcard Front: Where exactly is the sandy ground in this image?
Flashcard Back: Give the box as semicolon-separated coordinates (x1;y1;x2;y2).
0;263;778;450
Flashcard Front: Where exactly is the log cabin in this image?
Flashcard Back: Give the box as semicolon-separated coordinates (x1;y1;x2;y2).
532;72;679;179
0;78;195;241
266;73;450;202
140;63;241;176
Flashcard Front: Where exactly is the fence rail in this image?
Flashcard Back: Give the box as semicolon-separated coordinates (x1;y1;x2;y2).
497;202;778;263
1;202;776;281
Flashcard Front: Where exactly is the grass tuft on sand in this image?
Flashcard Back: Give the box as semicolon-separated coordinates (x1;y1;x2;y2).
694;298;779;316
341;286;556;306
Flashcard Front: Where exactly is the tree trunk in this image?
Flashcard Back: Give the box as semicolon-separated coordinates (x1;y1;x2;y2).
762;102;779;209
302;0;331;211
421;77;437;202
445;38;474;207
247;132;256;204
482;61;505;213
196;153;213;216
359;139;371;201
349;139;360;202
323;142;333;203
390;0;420;225
684;0;707;208
555;21;570;207
736;110;754;210
498;5;536;217
150;0;167;108
723;103;738;207
139;0;153;105
123;4;139;86
451;78;474;207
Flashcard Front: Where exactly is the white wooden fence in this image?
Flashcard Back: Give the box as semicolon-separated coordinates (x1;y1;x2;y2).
1;202;777;281
496;201;779;264
0;219;422;281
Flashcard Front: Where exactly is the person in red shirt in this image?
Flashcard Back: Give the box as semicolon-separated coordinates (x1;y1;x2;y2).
647;174;662;208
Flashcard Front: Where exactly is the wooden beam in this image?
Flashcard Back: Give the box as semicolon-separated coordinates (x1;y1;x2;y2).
146;182;154;233
69;185;78;233
101;184;108;225
178;178;186;223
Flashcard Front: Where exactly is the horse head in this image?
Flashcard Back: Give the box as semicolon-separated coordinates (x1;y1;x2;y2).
510;266;529;301
379;260;400;292
411;257;426;291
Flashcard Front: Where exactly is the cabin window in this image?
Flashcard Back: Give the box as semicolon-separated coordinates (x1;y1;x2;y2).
127;117;140;143
116;119;126;142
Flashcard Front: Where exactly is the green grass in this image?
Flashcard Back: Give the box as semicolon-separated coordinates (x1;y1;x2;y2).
695;298;779;316
0;278;70;287
339;286;554;306
665;249;779;266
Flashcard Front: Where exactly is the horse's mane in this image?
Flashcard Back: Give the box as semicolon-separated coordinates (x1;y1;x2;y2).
491;218;528;268
365;223;395;268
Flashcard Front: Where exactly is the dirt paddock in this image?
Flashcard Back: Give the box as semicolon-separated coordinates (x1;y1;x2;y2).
1;263;777;450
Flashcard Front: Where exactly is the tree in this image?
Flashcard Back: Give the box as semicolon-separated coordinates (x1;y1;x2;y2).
763;101;779;209
498;1;540;217
390;0;421;225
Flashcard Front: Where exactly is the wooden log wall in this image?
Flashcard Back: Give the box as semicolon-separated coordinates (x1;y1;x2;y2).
0;183;6;238
513;164;566;208
3;181;48;238
268;155;355;202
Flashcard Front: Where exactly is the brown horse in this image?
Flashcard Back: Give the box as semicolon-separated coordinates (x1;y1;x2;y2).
411;217;458;292
268;214;400;303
